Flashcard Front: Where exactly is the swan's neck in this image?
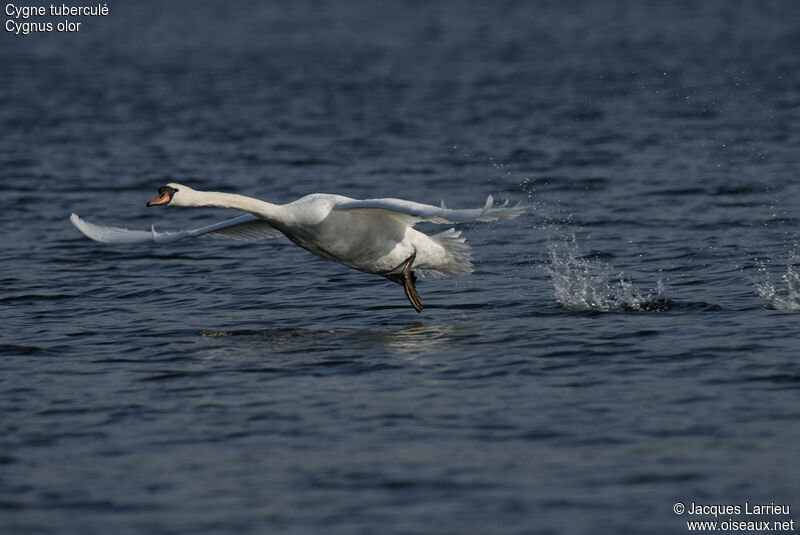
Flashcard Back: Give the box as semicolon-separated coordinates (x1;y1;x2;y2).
181;189;283;222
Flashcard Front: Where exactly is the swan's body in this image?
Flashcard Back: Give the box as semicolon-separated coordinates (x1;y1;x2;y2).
71;184;523;312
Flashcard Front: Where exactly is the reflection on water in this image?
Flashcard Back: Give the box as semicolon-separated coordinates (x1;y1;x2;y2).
198;322;476;357
365;322;473;356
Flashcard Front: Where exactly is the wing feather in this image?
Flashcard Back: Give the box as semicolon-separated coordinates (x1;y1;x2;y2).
70;213;283;244
333;195;524;225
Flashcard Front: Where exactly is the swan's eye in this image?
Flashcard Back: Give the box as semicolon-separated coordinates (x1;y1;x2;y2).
147;186;178;207
157;186;179;198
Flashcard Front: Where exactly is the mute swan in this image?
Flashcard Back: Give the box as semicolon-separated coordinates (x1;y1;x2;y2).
70;184;523;312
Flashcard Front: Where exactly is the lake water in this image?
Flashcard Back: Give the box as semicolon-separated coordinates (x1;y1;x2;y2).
2;1;799;533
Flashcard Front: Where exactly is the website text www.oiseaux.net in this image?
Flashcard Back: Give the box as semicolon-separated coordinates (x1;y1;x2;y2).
675;502;795;532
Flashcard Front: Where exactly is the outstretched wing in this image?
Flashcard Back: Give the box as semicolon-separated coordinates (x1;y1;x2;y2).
333;195;524;225
70;213;284;244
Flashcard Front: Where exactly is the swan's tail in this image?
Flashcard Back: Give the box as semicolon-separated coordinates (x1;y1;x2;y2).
422;228;473;277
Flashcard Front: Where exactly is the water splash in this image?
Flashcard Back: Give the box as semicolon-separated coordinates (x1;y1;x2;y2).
544;236;668;312
753;253;800;311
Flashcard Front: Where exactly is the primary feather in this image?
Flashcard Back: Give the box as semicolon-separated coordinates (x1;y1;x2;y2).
69;213;282;244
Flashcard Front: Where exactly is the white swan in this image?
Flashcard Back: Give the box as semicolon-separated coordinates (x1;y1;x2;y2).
70;183;523;312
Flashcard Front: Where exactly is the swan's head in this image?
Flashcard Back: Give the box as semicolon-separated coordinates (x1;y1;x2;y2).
147;183;194;207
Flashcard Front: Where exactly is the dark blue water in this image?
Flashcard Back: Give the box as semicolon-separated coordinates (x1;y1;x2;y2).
2;1;800;533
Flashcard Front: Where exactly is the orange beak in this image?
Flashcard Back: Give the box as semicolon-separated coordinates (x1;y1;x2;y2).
147;190;170;207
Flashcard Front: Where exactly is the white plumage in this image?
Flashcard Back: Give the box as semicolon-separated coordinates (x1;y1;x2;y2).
70;183;523;312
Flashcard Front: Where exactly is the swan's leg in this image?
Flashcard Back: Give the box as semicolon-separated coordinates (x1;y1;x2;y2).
400;252;423;313
382;251;423;313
